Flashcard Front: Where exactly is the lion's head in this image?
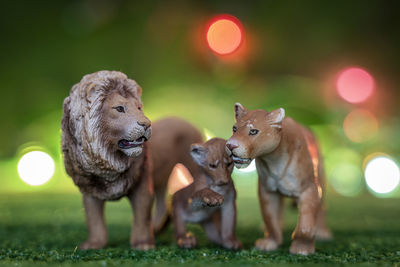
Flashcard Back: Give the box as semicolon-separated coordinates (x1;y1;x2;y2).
225;103;285;169
62;71;151;177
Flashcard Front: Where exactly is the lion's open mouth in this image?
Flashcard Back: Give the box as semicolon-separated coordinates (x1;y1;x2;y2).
232;155;252;165
118;136;148;149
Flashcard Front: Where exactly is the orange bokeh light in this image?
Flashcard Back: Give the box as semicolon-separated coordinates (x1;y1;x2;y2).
336;67;375;103
167;163;194;195
206;15;243;55
343;109;378;143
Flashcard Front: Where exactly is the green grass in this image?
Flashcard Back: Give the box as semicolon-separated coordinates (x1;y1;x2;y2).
0;192;399;266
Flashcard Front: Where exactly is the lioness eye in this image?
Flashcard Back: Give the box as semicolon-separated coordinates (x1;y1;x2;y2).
249;129;259;136
138;106;142;111
232;126;237;132
113;106;125;113
209;163;217;169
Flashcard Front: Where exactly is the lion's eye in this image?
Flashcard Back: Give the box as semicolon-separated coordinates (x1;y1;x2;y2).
232;126;237;132
138;106;142;111
209;163;217;169
113;106;125;113
249;129;259;136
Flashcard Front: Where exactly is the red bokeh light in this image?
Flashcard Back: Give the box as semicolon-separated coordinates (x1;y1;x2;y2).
336;67;375;103
206;14;243;55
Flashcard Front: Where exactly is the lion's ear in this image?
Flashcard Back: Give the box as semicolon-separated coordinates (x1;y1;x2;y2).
190;143;208;167
234;102;247;120
267;108;285;125
85;82;102;103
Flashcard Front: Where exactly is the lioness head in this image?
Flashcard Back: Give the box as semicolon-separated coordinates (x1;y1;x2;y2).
190;138;234;186
63;71;151;174
225;103;285;169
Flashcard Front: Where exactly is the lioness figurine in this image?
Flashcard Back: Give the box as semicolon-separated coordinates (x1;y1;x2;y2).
61;71;201;250
172;138;242;250
226;103;332;255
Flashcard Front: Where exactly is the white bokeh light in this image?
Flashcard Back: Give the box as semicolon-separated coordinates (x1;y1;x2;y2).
364;156;400;194
17;151;55;186
235;160;257;173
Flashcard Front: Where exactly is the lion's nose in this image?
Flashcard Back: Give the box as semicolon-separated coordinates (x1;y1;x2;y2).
137;120;151;130
226;143;238;151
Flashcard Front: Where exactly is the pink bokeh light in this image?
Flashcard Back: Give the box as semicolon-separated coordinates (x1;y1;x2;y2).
336;67;375;103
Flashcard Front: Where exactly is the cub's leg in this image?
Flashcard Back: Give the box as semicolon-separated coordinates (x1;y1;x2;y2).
128;174;155;250
290;184;320;255
80;194;108;250
201;211;222;245
255;179;283;251
220;196;242;250
172;195;197;248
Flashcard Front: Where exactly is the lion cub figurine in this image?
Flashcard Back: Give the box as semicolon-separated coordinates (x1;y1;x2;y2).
226;103;332;255
172;138;242;250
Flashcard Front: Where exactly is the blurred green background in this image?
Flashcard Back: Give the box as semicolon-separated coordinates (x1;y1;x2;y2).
1;0;400;265
1;0;400;197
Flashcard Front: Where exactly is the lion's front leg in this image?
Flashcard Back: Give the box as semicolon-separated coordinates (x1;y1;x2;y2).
128;173;155;250
80;194;108;250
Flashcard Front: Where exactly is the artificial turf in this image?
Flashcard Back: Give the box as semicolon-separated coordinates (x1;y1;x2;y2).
0;191;399;266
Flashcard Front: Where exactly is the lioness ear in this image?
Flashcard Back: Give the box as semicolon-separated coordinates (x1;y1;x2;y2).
267;108;285;125
234;102;247;120
190;144;208;166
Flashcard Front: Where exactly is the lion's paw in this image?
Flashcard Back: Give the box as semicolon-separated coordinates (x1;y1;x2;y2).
177;232;197;249
222;236;242;250
80;240;107;250
290;238;315;255
255;238;280;251
131;241;155;251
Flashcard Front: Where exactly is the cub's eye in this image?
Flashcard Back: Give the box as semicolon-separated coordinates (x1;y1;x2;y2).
138;105;142;111
249;129;259;136
232;126;237;132
209;163;217;169
113;106;125;113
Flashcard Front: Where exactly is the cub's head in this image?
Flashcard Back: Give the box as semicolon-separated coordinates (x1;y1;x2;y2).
190;138;234;186
225;103;285;169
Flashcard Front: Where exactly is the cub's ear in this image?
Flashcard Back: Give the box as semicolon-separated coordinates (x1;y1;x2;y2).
267;108;285;125
190;144;208;166
234;102;247;120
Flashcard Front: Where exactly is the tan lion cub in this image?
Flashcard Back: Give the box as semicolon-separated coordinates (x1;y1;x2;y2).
226;103;332;255
172;138;242;250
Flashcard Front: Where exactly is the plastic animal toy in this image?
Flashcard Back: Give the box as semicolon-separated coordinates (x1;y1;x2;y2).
61;71;201;250
172;138;242;250
226;103;332;255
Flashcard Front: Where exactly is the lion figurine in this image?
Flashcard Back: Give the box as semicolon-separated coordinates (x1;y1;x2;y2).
61;71;202;250
226;103;332;255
